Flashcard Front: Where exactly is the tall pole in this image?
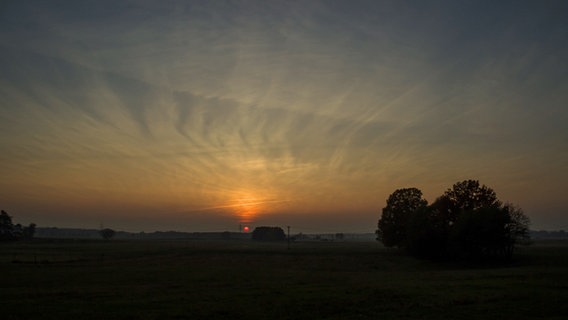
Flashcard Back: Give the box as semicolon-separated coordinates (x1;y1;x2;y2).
287;226;290;250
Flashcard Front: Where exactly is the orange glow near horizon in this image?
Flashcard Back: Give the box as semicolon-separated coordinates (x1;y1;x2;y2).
231;191;265;224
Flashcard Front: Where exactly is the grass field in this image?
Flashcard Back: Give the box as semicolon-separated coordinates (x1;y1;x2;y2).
2;239;568;319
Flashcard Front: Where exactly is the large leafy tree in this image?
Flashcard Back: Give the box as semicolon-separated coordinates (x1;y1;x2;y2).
450;206;512;259
377;188;427;248
440;180;502;223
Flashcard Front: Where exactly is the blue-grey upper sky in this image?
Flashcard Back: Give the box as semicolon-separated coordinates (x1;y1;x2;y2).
1;0;567;232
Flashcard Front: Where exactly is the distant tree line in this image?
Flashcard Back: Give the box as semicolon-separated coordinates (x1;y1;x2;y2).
0;210;36;241
376;180;530;261
530;230;568;239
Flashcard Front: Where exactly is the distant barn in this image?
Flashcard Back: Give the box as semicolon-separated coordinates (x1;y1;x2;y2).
251;226;286;242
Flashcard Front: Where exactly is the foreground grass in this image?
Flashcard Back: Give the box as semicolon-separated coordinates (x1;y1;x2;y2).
2;239;568;319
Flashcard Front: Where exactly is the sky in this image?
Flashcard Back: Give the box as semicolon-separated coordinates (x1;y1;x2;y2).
1;0;567;233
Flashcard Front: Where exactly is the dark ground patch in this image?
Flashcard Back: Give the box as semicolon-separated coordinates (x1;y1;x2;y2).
2;239;568;319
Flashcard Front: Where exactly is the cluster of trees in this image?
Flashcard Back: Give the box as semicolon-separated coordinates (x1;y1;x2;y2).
0;210;36;241
376;180;530;261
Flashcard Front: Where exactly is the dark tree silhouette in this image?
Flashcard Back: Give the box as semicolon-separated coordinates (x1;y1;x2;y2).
252;226;286;242
406;206;448;259
1;210;36;241
441;180;501;223
0;210;16;241
377;180;530;261
377;188;428;248
100;228;116;240
450;206;512;260
504;203;531;252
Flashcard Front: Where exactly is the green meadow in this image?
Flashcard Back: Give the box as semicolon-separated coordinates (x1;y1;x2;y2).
2;239;568;319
